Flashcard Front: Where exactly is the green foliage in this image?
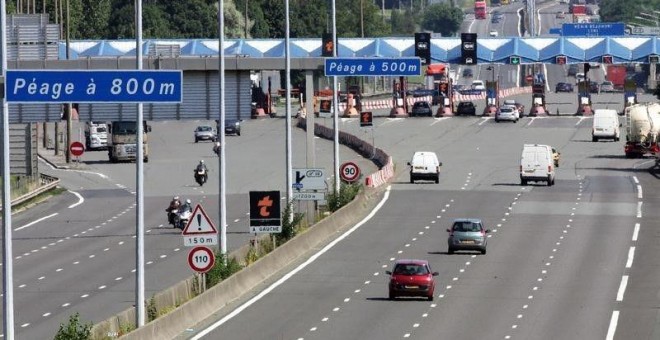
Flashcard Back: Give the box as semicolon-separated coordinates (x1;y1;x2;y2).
54;312;92;340
599;0;660;24
421;3;464;37
205;253;242;288
391;9;418;36
147;296;158;322
327;182;361;212
276;201;305;244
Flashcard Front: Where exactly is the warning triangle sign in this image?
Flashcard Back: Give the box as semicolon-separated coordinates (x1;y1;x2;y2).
182;204;218;235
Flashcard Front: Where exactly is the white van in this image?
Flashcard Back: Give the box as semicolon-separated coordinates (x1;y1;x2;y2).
85;122;108;150
592;109;620;142
520;144;555;186
408;151;442;184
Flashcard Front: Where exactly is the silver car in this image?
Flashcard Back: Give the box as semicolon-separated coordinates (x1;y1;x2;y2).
194;125;217;143
495;105;519;123
600;81;615;93
447;218;490;255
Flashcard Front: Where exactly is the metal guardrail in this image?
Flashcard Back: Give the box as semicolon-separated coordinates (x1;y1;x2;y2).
0;174;60;211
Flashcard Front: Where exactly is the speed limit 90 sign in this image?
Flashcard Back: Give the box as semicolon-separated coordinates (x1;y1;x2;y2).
340;161;360;182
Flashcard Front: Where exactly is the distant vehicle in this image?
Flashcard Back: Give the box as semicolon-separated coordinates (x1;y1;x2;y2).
471;80;486;91
385;259;438;301
556;11;565;18
491;16;501;23
555;82;574;93
411;101;433;117
453;84;465;92
85;122;108;151
569;4;586;14
408;151;441;183
224;119;241;136
489;30;499;37
194;125;217;143
552;147;561;167
495;105;519;123
447;218;490;255
491;0;501;6
503;99;525;116
575;72;585;84
520;144;555;186
606;65;627;88
624;103;660;158
592;109;620;142
456;101;477;115
567;64;579;77
108;121;151;163
462;68;474;78
600;81;615;93
589;81;599;93
475;0;487;19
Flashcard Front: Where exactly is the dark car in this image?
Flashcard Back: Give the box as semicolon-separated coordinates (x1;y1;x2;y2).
456;101;476;115
411;101;433;117
385;259;438;301
567;64;579;77
462;68;474;78
555;82;574;93
589;81;599;93
224;119;241;136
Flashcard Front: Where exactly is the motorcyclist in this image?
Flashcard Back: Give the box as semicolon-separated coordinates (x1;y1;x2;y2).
180;199;193;213
195;160;207;172
213;141;221;156
165;196;181;225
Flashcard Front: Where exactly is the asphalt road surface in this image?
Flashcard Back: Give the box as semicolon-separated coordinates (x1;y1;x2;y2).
184;106;660;340
0;118;378;339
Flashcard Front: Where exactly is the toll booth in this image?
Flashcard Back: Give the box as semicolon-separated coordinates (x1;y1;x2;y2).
390;77;408;117
530;83;546;116
623;79;637;112
576;80;592;115
484;80;498;115
436;80;453;117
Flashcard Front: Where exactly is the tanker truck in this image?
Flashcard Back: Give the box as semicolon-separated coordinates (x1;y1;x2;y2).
624;103;660;158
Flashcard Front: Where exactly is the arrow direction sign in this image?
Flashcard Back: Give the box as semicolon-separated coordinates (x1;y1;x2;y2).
292;168;326;190
182;204;218;247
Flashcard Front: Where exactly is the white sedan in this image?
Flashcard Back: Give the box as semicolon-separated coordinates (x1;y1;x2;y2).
495;105;519;123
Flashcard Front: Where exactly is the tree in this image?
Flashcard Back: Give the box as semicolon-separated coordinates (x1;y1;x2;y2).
290;0;328;38
336;0;389;38
391;9;417;36
600;0;660;24
77;0;112;39
54;312;92;340
421;3;463;37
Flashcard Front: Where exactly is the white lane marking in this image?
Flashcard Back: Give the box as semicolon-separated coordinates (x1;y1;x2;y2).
478;117;492;126
575;117;589;126
632;223;640;241
637;202;643;218
626;247;635;268
633;160;655;169
633;176;639;184
14;213;58;231
637;185;643;199
526;118;536;127
606;310;619;340
42;312;50;317
190;185;393;340
431;117;449;126
67;190;84;208
616;275;628;301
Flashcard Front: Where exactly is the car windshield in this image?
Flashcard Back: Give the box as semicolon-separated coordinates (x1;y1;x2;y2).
197;126;213;132
414;102;428;107
453;222;481;232
394;264;429;275
500;107;512;112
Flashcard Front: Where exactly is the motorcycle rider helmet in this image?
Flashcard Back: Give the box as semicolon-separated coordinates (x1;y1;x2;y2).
200;160;204;164
186;199;192;204
173;196;179;200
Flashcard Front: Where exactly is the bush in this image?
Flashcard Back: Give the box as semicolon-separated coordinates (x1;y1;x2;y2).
275;201;305;245
205;253;242;288
327;183;361;212
54;312;92;340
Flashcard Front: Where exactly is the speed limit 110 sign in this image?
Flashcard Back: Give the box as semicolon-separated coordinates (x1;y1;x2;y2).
340;161;360;182
188;246;215;273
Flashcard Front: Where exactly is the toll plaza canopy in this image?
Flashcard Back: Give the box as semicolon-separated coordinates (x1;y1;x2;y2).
61;36;660;64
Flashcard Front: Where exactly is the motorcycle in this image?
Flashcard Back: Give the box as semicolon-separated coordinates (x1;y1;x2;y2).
194;168;207;186
213;142;221;156
174;207;192;230
166;207;179;227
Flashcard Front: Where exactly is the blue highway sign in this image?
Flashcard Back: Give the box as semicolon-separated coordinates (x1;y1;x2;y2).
5;70;182;103
325;58;422;76
561;22;625;37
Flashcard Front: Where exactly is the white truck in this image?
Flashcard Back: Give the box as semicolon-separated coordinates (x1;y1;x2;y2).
84;122;108;150
107;121;151;163
624;103;660;159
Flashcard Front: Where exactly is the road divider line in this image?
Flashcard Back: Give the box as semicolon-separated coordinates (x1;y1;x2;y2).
637;185;643;199
626;247;635;268
191;186;392;340
632;223;640;241
68;190;84;208
606;311;619;340
637;202;643;218
633;176;639;184
15;213;58;231
616;275;628;301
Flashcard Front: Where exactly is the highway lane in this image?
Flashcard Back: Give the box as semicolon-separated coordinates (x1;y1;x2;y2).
186;106;653;339
1;118;378;339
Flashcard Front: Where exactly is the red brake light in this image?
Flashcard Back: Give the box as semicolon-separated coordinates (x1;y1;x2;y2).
548;165;552;172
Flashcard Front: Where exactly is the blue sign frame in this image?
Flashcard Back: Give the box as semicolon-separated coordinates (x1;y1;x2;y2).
324;58;421;76
5;70;183;103
561;23;625;37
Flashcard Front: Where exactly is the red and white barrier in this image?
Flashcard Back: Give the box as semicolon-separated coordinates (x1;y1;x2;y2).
366;156;394;188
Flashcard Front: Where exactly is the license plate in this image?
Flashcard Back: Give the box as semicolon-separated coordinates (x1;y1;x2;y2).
125;146;136;154
596;128;603;131
414;166;425;170
461;240;475;244
405;285;419;289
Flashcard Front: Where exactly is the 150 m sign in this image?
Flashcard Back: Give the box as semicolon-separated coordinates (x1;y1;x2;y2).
5;70;183;103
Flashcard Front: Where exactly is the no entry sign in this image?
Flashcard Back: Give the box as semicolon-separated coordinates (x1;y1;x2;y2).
69;141;85;157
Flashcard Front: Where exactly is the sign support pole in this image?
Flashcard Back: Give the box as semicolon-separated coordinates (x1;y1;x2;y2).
219;0;228;260
135;0;146;328
285;0;293;221
1;0;15;337
332;0;340;194
305;70;315;225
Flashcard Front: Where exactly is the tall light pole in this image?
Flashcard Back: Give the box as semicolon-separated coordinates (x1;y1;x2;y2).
65;0;72;164
134;0;146;328
219;0;228;260
332;0;340;194
285;0;293;214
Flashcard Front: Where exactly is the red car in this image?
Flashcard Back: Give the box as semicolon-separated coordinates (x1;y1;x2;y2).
386;259;438;301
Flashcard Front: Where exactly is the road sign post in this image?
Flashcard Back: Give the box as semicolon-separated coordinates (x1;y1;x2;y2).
188;246;216;273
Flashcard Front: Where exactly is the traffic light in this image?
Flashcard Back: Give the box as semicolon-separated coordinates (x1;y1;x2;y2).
602;55;613;64
510;56;520;65
321;33;334;57
584;62;590;74
555;55;567;65
650;55;659;64
461;33;477;65
414;32;431;65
